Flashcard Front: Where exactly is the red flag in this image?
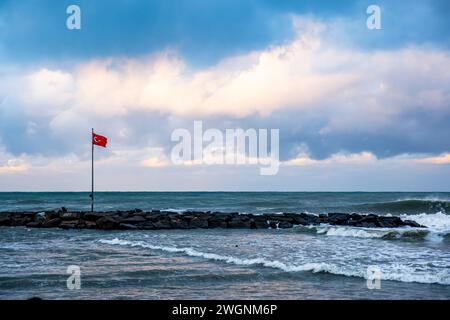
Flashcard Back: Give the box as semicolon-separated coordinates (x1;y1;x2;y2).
92;132;107;147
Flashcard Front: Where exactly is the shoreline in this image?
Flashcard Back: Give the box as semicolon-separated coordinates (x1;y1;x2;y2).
0;208;424;230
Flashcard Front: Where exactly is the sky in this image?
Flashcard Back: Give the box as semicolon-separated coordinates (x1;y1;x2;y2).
0;0;449;191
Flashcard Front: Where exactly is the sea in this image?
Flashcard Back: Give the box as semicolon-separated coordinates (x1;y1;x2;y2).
0;192;449;299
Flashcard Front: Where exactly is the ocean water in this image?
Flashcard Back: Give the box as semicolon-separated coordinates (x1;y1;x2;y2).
0;192;449;300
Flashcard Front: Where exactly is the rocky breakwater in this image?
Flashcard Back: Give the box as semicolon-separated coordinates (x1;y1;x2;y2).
0;208;425;230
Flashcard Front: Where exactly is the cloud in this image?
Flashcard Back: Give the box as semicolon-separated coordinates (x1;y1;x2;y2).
285;151;377;166
2;17;448;158
0;160;28;174
0;13;449;190
417;153;450;165
11;18;450;120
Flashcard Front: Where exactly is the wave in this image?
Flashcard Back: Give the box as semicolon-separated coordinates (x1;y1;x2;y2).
353;199;449;214
296;225;431;240
293;212;450;242
98;238;450;285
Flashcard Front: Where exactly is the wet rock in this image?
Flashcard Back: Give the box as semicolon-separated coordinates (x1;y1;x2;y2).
44;211;60;220
208;216;229;228
58;207;68;214
169;216;190;229
403;220;424;228
268;221;278;229
228;216;252;228
190;217;209;228
96;216;119;230
327;213;350;225
377;216;402;228
61;212;82;220
319;214;328;223
84;212;106;221
122;216;146;224
0;215;11;226
35;212;46;222
26;221;42;228
42;218;62;228
278;221;293;229
60;220;80;229
0;210;427;231
119;223;139;230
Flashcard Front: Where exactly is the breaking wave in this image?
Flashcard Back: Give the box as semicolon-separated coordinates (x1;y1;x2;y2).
98;238;450;285
294;212;450;242
353;198;449;214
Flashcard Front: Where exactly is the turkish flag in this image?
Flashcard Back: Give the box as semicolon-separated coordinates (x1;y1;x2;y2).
92;132;107;147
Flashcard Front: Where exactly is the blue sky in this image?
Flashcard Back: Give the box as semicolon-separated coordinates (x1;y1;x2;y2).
0;0;449;191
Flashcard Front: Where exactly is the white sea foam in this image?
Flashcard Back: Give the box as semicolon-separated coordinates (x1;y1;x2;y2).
402;212;450;242
295;224;430;241
99;238;450;285
401;212;450;233
293;212;450;242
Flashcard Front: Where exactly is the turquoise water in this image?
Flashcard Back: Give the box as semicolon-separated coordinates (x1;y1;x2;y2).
0;192;449;299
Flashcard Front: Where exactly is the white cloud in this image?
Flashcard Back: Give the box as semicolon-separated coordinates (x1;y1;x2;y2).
417;153;450;165
9;17;448;129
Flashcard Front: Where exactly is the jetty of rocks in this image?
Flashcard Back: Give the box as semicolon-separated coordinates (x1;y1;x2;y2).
0;208;425;230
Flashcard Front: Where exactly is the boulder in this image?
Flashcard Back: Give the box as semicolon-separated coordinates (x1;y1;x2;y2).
59;220;80;229
84;212;106;221
278;221;293;229
119;223;139;230
403;220;425;228
189;217;209;228
61;212;82;220
42;218;62;228
122;216;146;224
0;215;11;226
96;216;119;230
26;221;42;228
327;213;350;225
228;216;251;228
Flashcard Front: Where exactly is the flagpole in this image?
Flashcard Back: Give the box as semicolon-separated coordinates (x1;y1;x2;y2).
91;128;94;212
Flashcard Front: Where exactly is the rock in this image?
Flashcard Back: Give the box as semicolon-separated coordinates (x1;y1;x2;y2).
208;216;229;228
268;221;278;229
44;211;60;220
60;220;80;229
84;212;105;221
35;212;46;222
119;223;139;230
190;217;209;228
359;221;377;228
122;216;146;224
327;213;350;225
61;212;82;220
0;210;428;231
85;221;97;229
278;221;293;229
347;214;363;226
228;216;251;228
42;218;62;228
0;215;11;226
10;216;32;226
169;217;190;229
26;221;42;228
152;220;172;229
377;216;402;228
96;216;119;230
58;207;68;214
403;220;425;228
